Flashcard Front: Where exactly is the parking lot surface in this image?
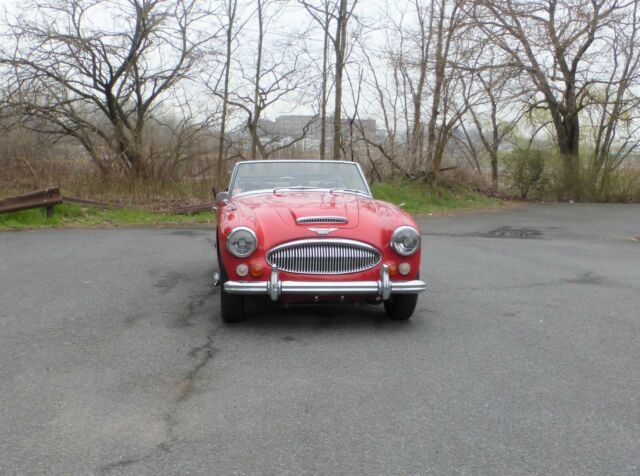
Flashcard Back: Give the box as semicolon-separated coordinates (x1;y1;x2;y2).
1;203;639;475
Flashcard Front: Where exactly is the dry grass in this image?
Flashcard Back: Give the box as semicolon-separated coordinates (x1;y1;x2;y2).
0;203;213;230
62;174;216;209
1;163;216;209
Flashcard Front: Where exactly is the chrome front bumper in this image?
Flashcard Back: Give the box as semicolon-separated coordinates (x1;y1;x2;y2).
223;265;426;302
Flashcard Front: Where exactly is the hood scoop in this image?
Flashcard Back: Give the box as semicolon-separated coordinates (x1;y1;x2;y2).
296;215;348;225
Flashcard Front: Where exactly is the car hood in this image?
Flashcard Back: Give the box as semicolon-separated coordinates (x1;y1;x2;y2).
223;191;414;251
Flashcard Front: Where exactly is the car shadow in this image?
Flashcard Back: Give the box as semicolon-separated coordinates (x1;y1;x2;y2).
228;297;420;332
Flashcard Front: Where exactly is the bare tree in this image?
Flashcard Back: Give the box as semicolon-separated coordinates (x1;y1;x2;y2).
392;1;434;173
422;0;470;182
299;0;336;160
458;47;529;192
0;0;211;178
251;0;267;159
232;0;314;159
332;0;348;160
380;0;469;181
215;0;238;189
357;41;406;177
473;0;631;200
300;0;357;160
148;88;224;181
584;0;640;198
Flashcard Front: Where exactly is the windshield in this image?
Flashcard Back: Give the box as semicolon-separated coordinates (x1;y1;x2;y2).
229;161;371;197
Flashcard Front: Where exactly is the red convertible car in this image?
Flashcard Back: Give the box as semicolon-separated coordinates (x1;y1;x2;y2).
214;160;426;322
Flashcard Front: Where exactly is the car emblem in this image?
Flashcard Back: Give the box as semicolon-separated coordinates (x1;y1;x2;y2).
308;227;338;235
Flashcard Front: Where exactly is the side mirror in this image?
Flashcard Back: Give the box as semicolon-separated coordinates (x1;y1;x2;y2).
216;191;231;207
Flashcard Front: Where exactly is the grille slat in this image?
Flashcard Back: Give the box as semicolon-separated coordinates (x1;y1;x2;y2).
266;239;381;275
296;216;348;225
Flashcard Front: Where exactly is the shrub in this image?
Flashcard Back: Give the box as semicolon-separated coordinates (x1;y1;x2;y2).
503;149;550;199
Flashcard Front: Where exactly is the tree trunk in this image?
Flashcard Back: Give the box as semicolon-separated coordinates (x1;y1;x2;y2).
319;6;329;160
557;114;581;201
332;0;348;160
217;0;236;190
490;150;499;193
251;0;264;159
408;0;432;174
425;0;446;180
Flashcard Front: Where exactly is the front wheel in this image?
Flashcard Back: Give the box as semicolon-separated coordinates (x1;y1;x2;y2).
219;264;245;323
384;294;418;320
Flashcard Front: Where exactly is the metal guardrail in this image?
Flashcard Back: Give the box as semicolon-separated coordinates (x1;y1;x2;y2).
63;196;215;215
0;188;62;218
167;203;216;215
1;189;214;218
61;196;124;209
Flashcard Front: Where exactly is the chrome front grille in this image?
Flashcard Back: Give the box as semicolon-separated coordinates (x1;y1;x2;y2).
296;216;348;225
266;239;381;274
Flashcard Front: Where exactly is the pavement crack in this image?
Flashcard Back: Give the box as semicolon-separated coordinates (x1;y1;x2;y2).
98;330;218;474
99;454;153;475
180;331;216;402
161;330;218;447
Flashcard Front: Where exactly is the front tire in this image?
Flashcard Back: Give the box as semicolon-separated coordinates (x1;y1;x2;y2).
384;294;418;320
221;289;245;323
218;261;245;323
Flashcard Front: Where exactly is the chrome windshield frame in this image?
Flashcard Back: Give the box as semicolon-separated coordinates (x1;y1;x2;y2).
228;160;373;198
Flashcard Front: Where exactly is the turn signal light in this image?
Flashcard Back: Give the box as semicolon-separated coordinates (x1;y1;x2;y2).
250;264;264;277
387;264;398;276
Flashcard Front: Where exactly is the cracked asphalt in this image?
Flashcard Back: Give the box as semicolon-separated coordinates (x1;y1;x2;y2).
1;203;639;475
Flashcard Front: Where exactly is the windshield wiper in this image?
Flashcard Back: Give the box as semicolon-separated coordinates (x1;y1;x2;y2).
329;188;369;196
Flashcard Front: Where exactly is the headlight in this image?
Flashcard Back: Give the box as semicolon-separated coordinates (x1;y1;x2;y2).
391;226;420;256
226;227;257;257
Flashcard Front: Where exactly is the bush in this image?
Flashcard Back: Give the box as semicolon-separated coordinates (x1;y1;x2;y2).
597;167;640;202
503;149;550;199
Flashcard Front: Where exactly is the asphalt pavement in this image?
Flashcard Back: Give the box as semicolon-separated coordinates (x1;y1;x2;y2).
0;203;639;475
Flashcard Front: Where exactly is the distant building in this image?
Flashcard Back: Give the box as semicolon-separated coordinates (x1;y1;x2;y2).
255;115;377;151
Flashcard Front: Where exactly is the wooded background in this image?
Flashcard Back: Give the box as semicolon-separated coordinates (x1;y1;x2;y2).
1;0;639;201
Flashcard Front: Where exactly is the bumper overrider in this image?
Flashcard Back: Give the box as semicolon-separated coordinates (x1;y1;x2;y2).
223;264;426;302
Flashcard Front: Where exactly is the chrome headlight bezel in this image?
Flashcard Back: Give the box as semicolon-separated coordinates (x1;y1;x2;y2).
390;226;420;256
226;226;257;258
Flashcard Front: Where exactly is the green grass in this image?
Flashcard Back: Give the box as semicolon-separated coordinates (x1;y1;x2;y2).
0;182;503;230
371;181;502;214
0;203;214;230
